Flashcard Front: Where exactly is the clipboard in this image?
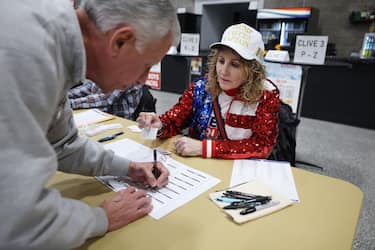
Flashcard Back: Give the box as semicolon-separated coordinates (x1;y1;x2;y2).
209;180;293;224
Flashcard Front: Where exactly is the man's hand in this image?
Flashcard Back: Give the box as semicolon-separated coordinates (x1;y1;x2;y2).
100;187;152;232
100;161;169;232
174;137;202;156
127;161;169;188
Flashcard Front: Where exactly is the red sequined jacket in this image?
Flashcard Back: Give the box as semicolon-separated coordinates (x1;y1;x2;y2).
158;78;280;159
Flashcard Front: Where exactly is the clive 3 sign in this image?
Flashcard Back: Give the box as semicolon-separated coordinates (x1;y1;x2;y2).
293;35;328;65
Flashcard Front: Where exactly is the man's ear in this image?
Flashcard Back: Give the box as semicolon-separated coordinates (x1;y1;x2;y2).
109;26;136;56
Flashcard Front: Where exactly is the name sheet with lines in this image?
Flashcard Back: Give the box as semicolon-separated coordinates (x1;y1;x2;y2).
73;109;114;128
97;138;220;219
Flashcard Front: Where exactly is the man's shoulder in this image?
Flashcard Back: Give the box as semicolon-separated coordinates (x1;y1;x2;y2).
4;0;74;28
1;0;83;79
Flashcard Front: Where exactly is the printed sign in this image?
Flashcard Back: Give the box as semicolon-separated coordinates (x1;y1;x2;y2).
145;62;161;89
190;57;203;75
293;35;328;65
180;33;200;56
263;61;302;113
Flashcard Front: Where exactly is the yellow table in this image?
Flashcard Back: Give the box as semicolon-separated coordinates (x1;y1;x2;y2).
49;116;363;250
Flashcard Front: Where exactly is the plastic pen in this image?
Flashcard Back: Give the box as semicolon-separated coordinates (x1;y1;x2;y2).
240;201;280;215
224;191;271;202
97;131;124;143
216;196;244;203
152;149;161;179
225;190;256;198
243;196;271;203
223;201;265;209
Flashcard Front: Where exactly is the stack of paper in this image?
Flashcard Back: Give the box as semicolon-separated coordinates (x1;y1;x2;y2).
73;109;114;128
230;159;299;202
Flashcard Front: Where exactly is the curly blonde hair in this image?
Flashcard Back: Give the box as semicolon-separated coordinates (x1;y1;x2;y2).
206;47;266;105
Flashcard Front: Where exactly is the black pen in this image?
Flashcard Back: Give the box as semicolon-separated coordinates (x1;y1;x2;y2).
240;201;280;215
152;149;161;179
225;190;256;197
223;201;264;209
97;131;124;143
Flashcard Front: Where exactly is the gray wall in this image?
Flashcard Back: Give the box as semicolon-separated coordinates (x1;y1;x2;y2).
190;0;375;57
200;2;253;50
263;0;375;57
176;0;195;12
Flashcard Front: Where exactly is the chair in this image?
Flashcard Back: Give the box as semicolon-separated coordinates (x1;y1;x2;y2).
132;85;157;120
267;78;324;170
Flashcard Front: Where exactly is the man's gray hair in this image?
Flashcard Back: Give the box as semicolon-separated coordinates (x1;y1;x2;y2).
81;0;180;51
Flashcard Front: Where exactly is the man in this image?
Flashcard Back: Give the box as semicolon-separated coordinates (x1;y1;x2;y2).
0;0;180;249
68;80;145;120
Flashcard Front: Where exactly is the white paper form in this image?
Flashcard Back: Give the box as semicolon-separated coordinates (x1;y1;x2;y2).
230;160;299;202
73;109;114;128
141;127;158;140
97;138;220;219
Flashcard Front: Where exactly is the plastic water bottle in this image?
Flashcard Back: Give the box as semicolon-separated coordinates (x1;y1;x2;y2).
360;35;370;58
361;33;375;59
371;35;375;58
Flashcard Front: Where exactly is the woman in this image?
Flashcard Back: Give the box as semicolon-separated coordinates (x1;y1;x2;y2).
138;23;280;159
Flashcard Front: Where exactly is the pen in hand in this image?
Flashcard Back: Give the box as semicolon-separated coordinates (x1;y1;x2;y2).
97;131;124;143
152;149;161;180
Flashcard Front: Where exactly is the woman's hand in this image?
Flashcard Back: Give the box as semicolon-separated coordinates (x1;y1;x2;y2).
174;136;202;156
136;112;162;130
